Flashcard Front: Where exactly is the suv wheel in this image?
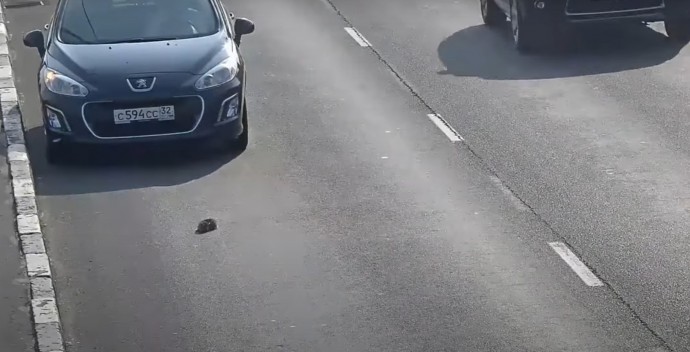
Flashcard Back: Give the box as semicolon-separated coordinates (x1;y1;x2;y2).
510;0;552;53
511;0;534;52
665;18;690;43
481;0;505;26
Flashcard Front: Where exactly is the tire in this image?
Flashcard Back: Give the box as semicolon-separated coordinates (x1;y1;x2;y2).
45;135;69;165
233;104;248;151
481;0;505;26
665;18;690;43
510;0;549;53
510;0;533;52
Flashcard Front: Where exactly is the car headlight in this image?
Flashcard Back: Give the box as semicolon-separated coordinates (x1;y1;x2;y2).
40;67;89;97
195;56;239;90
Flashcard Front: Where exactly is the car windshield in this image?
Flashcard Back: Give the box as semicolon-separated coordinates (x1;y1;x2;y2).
58;0;220;44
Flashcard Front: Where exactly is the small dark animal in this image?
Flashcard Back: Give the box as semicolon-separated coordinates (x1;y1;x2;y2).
196;218;217;234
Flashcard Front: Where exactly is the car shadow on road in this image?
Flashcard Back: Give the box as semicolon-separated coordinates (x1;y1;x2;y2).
438;22;684;80
25;126;243;196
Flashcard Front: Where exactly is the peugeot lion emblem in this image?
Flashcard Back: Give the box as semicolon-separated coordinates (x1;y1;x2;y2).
127;77;156;92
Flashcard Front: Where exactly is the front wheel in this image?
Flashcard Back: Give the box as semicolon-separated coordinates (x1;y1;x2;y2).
481;0;505;26
509;0;559;53
510;0;537;52
45;135;70;165
233;103;249;151
665;18;690;43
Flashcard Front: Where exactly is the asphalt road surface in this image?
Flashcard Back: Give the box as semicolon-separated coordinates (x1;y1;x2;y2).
4;0;690;351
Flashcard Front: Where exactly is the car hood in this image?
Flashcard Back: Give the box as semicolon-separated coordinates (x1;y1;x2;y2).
47;32;232;77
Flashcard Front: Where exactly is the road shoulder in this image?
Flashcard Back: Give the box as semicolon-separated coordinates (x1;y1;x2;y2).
0;128;33;352
0;2;66;352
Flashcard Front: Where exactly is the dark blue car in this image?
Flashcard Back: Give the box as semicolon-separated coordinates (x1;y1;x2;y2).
23;0;255;163
480;0;690;52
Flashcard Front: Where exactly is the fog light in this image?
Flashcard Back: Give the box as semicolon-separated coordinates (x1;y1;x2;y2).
226;96;239;118
217;94;240;124
46;109;62;129
534;1;545;9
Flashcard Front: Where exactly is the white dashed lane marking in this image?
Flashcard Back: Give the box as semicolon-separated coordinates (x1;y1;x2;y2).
549;242;604;287
337;4;610;300
427;113;463;142
0;3;614;351
344;27;371;47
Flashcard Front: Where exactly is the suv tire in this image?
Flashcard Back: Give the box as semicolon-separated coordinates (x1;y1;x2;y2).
665;18;690;43
481;0;505;26
510;0;540;52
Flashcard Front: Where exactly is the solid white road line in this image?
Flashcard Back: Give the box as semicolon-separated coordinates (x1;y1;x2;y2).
427;113;463;142
0;3;66;351
549;242;604;287
344;27;371;47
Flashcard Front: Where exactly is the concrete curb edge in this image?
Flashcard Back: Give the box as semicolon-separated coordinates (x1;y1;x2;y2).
0;4;66;352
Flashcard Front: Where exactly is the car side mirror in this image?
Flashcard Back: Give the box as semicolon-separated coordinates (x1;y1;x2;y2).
234;18;254;46
23;30;46;57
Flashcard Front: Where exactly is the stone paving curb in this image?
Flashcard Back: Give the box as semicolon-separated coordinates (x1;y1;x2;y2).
0;5;66;351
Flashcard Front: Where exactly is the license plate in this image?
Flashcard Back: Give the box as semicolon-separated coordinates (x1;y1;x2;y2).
113;105;175;124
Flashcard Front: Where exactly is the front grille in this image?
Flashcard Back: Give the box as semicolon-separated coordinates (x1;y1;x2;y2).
566;0;663;14
82;96;203;138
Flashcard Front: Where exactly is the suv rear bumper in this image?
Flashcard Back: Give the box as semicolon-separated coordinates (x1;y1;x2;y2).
525;0;690;23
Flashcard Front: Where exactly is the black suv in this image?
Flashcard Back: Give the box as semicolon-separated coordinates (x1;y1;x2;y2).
480;0;690;52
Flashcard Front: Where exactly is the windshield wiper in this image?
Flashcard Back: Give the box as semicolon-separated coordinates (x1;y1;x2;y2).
104;37;180;44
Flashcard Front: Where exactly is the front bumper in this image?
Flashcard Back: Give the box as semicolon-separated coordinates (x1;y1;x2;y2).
40;77;245;145
525;0;690;23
